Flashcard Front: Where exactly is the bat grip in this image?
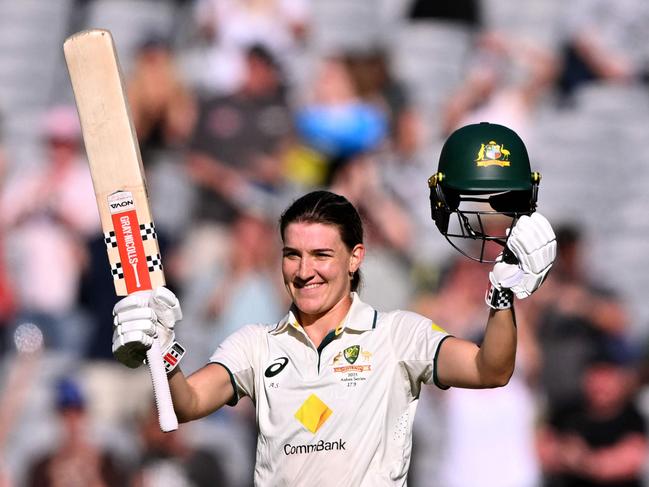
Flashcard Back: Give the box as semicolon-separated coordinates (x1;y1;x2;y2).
146;338;178;432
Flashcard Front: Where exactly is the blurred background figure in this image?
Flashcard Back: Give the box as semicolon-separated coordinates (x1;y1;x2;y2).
179;211;285;373
24;376;128;487
536;349;647;486
441;30;558;142
127;33;197;168
328;150;416;311
190;0;310;94
202;211;284;346
0;105;99;356
185;43;293;227
129;402;229;487
344;48;421;160
554;0;649;106
0;118;16;354
524;223;633;422
126;33;198;237
0;323;44;487
291;55;388;186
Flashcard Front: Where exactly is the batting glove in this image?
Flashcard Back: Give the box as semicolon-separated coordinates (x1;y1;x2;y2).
112;287;185;373
486;213;556;308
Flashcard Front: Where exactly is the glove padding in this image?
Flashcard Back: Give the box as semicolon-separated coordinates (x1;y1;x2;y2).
112;287;183;368
489;212;557;299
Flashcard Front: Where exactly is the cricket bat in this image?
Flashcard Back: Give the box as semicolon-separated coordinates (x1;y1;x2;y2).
63;29;177;431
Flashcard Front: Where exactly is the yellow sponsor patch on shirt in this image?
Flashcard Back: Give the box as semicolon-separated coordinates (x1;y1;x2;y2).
431;322;447;333
295;394;333;434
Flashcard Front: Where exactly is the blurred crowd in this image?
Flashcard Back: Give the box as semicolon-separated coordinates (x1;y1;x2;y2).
2;0;649;486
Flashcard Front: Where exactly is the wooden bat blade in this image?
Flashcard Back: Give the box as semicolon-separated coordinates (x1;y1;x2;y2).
64;29;176;432
64;29;164;296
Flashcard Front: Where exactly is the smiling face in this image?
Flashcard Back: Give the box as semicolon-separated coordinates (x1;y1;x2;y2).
282;222;364;327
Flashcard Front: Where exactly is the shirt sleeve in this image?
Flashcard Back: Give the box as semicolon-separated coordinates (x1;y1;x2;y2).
209;324;264;403
388;310;451;395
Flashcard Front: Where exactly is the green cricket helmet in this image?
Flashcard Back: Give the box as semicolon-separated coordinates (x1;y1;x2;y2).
429;122;541;262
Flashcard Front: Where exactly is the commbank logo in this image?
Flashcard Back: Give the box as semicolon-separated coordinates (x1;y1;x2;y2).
294;394;332;433
264;357;289;378
284;439;346;456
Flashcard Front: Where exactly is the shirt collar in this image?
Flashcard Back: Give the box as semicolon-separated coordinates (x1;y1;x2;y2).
269;292;377;335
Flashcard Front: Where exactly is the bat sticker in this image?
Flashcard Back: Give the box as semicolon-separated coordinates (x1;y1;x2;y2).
107;190;152;292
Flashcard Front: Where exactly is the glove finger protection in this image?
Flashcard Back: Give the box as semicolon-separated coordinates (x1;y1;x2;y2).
149;286;183;351
112;291;155;368
112;287;186;372
507;213;556;275
487;213;556;306
149;287;185;373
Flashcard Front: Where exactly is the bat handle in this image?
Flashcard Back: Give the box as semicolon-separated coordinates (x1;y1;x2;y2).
146;338;178;432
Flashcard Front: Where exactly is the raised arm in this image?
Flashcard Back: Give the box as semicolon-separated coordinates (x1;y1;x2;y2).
167;364;234;422
437;308;517;388
437;213;556;388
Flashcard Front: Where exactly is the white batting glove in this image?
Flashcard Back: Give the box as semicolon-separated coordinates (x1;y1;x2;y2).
487;213;556;307
112;287;185;372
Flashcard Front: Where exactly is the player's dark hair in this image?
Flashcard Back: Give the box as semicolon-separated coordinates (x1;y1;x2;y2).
280;190;364;292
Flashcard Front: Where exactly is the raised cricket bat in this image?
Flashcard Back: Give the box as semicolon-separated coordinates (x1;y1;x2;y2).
64;29;177;431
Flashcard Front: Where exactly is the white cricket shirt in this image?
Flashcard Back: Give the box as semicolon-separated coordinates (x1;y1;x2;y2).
209;293;450;486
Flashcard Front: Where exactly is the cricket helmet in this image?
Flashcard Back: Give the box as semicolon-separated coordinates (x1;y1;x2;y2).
429;122;541;262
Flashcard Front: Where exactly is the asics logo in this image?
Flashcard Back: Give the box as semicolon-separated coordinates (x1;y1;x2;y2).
265;357;289;377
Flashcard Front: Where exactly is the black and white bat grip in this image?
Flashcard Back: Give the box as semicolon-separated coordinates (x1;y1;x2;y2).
146;338;178;432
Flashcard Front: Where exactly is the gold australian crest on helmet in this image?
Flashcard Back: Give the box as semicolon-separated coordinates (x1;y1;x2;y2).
428;122;541;262
475;140;511;167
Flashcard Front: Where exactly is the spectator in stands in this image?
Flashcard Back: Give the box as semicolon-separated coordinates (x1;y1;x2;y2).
536;349;647;486
129;402;229;487
441;30;557;141
328;151;416;311
329;152;412;257
0;105;99;354
191;0;310;94
288;54;415;308
186;43;293;226
204;212;285;345
555;0;649;105
344;48;421;159
188;212;284;485
524;223;632;421
127;34;196;167
292;56;388;186
25;377;128;487
179;211;285;360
